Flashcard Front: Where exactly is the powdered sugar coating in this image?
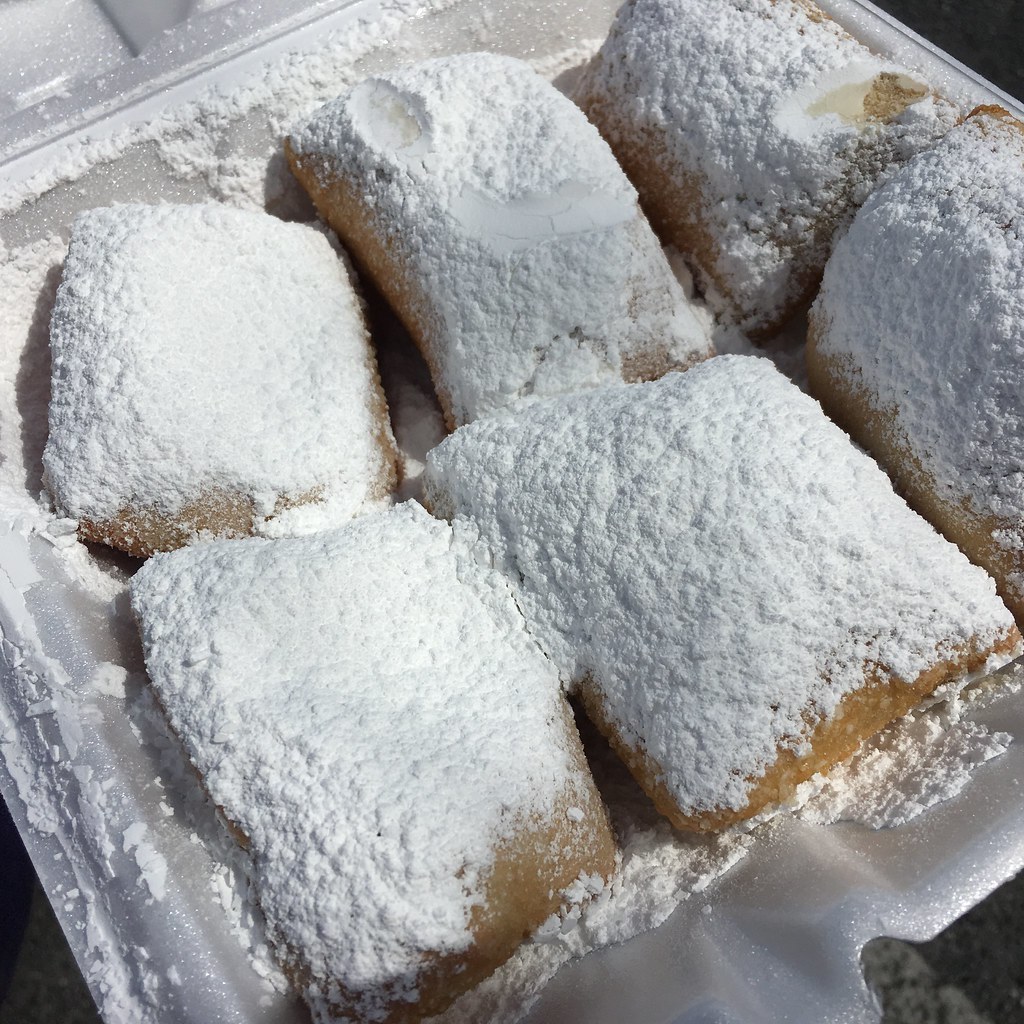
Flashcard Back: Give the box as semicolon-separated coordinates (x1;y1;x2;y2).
44;203;395;537
425;356;1014;817
130;502;600;1022
810;114;1024;569
289;52;712;426
575;0;958;335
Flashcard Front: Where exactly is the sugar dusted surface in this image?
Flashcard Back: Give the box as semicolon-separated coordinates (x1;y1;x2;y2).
130;502;592;1021
43;203;394;535
812;115;1024;546
1;12;1023;1024
0;233;63;502
290;52;711;425
576;0;958;332
426;356;1014;817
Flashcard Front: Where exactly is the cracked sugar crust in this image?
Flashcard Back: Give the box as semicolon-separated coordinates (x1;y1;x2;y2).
43;203;397;551
130;502;615;1023
808;107;1024;623
287;52;713;428
425;356;1016;824
574;0;959;336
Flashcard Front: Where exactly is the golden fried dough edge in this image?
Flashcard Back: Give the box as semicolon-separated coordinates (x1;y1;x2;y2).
71;371;399;557
270;696;616;1023
77;435;398;560
807;310;1024;626
286;140;461;433
577;622;1020;833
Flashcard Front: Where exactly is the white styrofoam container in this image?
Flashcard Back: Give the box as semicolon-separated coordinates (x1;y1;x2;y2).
2;2;1023;1022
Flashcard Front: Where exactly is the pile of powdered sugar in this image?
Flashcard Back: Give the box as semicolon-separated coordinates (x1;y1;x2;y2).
0;0;465;219
0;9;1021;1024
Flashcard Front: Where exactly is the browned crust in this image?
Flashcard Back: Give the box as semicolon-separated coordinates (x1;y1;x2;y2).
807;313;1024;626
620;339;710;384
966;103;1024;134
263;697;616;1024
73;346;400;558
286;140;462;432
78;489;256;558
577;624;1020;833
862;72;928;121
407;699;617;1023
78;427;399;560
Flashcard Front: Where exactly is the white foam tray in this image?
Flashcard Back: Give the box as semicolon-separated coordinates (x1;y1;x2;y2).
1;2;1023;1022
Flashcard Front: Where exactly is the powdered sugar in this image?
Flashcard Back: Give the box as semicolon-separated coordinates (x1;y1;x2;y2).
799;713;1010;830
289;52;712;426
575;0;959;334
130;502;608;1022
810;112;1024;557
0;4;1021;1023
43;203;396;543
0;233;64;504
0;0;461;219
425;356;1015;818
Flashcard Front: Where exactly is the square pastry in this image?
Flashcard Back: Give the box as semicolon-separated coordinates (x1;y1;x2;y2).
425;356;1019;831
809;106;1024;626
131;502;616;1023
45;203;398;556
287;52;713;428
575;0;958;337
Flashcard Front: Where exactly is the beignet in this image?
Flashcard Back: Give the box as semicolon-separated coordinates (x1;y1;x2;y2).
808;105;1024;625
44;203;398;556
575;0;958;338
130;502;617;1023
286;52;713;429
425;356;1019;830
